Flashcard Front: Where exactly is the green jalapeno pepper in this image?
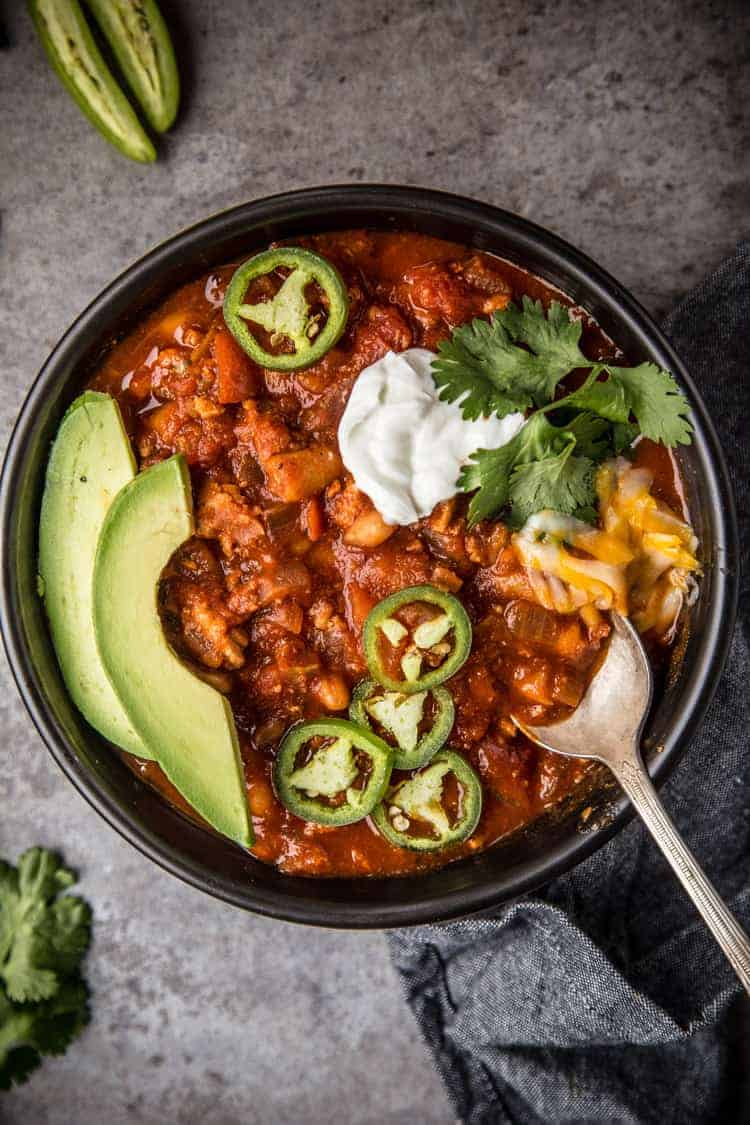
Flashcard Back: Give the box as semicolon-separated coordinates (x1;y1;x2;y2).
372;749;482;851
363;584;472;693
28;0;157;163
223;248;349;371
273;718;393;827
84;0;180;133
349;678;455;771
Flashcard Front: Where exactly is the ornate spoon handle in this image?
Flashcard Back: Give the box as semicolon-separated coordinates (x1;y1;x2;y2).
611;751;750;994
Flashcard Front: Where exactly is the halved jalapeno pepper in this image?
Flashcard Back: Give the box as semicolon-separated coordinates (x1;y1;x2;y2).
28;0;157;163
372;750;482;851
349;678;455;771
223;247;349;371
363;584;472;693
273;718;393;826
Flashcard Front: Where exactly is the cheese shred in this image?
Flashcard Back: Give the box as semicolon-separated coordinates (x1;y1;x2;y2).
512;457;700;638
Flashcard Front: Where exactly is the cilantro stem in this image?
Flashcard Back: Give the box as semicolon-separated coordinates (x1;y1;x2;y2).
534;364;604;417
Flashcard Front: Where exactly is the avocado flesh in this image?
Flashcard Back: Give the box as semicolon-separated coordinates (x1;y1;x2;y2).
92;455;252;847
38;391;150;758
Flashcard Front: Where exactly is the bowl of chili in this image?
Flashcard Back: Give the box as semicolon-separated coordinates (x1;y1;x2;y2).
0;186;738;927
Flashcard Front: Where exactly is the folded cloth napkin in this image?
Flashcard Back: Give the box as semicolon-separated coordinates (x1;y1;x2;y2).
388;243;750;1125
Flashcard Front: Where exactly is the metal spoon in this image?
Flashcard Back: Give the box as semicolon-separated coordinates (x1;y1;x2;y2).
514;612;750;993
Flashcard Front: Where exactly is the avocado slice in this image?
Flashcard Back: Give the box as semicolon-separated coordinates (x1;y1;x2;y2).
92;455;252;847
38;391;151;758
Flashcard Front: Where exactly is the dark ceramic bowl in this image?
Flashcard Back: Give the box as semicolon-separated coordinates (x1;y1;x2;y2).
0;186;738;927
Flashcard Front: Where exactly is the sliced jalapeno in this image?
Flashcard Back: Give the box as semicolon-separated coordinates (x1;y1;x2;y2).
274;718;392;827
223;248;349;371
349;678;455;770
363;584;472;693
372;750;482;851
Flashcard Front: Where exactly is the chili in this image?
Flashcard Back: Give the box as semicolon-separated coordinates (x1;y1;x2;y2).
223;247;349;371
372;750;483;851
273;718;392;827
349;678;455;771
90;230;687;879
363;584;472;693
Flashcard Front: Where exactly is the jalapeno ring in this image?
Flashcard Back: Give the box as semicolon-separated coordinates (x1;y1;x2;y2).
372;749;482;851
349;678;455;770
363;584;472;693
223;247;349;371
273;718;393;827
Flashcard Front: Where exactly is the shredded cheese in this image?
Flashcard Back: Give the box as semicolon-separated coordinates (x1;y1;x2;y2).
512;457;700;638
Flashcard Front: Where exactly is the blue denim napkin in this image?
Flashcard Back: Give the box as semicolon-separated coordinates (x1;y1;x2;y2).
388;243;750;1125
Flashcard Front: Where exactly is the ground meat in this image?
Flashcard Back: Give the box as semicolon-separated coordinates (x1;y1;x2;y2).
160;541;249;670
457;253;513;298
196;481;265;555
234;400;293;463
137;397;236;468
325;476;369;531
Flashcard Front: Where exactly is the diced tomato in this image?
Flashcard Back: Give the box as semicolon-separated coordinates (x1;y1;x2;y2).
213;327;260;403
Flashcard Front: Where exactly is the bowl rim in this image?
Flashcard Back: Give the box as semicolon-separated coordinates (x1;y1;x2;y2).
0;184;739;928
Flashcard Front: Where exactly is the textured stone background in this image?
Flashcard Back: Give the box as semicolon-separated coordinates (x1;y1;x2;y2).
1;1;747;1121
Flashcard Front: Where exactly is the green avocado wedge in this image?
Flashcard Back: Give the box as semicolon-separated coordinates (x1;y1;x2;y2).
38;391;151;759
93;455;252;847
28;0;156;163
84;0;180;133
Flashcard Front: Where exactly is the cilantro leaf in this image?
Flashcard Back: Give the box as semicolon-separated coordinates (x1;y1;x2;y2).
434;296;692;452
508;444;596;528
612;420;639;453
0;979;90;1091
432;317;537;420
566;362;693;445
24;978;90;1057
460;412;596;526
561;411;612;460
460;439;518;523
432;297;588;419
441;294;694;528
0;848;92;1089
0;848;91;1003
498;298;589;395
608;363;693;445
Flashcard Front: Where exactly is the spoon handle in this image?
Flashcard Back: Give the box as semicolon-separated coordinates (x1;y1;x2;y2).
610;753;750;994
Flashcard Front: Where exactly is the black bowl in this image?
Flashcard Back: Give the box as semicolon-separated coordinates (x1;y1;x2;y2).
0;186;739;928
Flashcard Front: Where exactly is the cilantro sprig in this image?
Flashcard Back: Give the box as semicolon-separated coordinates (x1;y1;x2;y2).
459;413;597;527
432;297;589;418
564;362;693;446
0;848;91;1090
433;297;692;526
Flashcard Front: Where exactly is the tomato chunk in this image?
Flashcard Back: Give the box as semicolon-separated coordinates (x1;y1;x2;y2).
213;326;260;403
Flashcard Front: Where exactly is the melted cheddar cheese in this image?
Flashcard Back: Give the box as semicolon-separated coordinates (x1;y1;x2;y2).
512;457;700;638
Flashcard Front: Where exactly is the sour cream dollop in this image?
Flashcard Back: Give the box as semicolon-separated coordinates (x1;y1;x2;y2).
338;348;524;526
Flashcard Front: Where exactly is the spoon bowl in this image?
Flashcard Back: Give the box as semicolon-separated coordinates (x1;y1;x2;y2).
516;614;653;766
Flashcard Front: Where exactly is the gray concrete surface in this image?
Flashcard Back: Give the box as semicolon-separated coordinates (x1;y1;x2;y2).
0;0;747;1121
